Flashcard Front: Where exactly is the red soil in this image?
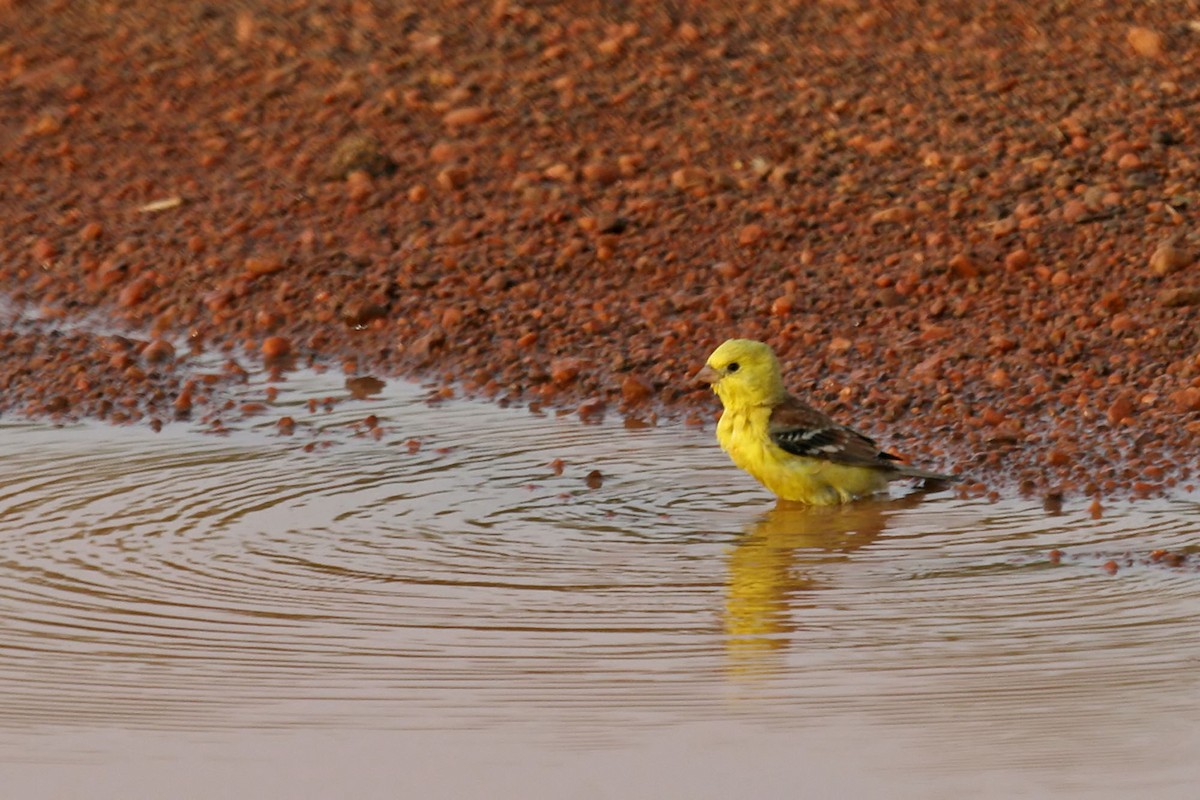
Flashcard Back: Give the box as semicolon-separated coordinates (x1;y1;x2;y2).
2;1;1199;499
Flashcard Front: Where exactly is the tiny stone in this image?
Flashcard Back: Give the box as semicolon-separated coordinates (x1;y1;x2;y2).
1127;26;1165;58
1149;239;1191;276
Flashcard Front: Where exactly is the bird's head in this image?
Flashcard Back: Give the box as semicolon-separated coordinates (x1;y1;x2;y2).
696;338;785;408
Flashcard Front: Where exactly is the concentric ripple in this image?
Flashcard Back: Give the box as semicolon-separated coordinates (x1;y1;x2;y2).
1;369;1199;797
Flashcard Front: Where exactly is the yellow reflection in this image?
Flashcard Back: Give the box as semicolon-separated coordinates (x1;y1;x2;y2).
724;492;930;681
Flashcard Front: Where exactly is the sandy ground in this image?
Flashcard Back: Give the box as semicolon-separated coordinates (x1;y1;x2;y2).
2;1;1199;499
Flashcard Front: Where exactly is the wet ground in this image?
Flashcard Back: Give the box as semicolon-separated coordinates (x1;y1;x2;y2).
2;369;1198;798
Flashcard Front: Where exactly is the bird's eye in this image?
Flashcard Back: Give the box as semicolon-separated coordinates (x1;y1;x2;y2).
726;362;740;373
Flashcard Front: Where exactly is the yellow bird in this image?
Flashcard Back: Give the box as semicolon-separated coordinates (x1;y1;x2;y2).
697;338;957;505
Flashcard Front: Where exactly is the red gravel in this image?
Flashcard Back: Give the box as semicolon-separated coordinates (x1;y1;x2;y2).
3;1;1200;500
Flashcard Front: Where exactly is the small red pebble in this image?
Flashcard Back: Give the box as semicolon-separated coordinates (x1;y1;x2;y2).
1109;313;1137;334
1048;549;1062;564
142;338;175;364
1096;291;1126;315
1169;387;1200;412
737;224;765;246
442;105;491;127
406;438;421;453
987;368;1011;388
578;397;606;419
1149;239;1191;276
1061;199;1088;224
770;295;795;316
671;167;709;192
344;170;373;201
585;469;603;489
1106;393;1135;426
1046;449;1072;467
1102;560;1119;575
827;337;853;354
620;374;653;405
677;21;702;42
31;237;57;261
1127;26;1165;58
550;358;583;385
277;416;295;435
261;336;291;358
1004;249;1032;270
947;252;981;278
981;407;1006;426
549;458;565;476
118;278;152;307
581;161;619;185
173;390;193;417
1088;500;1103;519
865;136;900;156
713;261;740;280
1116;152;1141;171
245;256;284;276
436;167;469;190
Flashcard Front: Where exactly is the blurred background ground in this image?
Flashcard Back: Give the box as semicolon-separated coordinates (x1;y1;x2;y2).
2;1;1199;498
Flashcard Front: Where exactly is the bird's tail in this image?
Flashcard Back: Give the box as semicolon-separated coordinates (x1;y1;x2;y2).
890;464;960;484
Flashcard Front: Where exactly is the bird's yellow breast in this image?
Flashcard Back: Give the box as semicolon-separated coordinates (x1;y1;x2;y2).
716;406;888;505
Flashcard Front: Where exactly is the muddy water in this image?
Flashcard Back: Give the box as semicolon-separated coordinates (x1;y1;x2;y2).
1;370;1198;799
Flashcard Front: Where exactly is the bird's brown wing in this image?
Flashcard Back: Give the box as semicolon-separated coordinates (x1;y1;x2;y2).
768;394;900;469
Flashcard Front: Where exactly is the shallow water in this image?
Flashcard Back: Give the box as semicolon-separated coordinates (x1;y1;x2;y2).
1;370;1199;799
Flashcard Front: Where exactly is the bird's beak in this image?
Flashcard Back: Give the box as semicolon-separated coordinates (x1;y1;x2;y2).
696;365;720;384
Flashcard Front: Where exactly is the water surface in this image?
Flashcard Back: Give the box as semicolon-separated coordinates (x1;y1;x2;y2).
1;370;1198;798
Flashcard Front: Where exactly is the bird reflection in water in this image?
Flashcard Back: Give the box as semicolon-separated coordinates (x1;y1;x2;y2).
723;491;931;680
